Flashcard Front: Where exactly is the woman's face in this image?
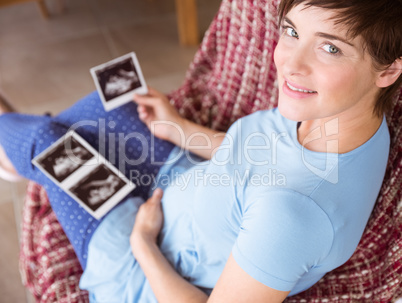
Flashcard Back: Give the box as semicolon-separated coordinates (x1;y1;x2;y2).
274;5;382;122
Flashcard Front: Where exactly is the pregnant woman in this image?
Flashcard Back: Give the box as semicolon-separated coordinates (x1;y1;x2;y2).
0;0;401;301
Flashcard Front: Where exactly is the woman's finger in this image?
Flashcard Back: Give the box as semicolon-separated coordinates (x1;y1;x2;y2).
139;112;148;121
133;94;160;106
146;86;163;97
137;104;147;114
149;188;163;204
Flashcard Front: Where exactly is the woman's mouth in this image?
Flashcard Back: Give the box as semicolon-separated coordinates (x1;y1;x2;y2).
283;80;317;99
286;81;317;93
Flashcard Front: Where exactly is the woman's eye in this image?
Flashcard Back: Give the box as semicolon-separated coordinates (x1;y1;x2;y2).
285;27;298;38
323;44;340;55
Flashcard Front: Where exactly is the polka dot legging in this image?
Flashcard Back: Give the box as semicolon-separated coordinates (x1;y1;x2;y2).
0;91;174;268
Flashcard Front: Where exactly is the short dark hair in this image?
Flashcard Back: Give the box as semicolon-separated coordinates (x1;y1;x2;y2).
278;0;402;116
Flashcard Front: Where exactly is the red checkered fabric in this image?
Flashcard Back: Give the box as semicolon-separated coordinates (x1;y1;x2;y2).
19;182;88;303
19;0;402;301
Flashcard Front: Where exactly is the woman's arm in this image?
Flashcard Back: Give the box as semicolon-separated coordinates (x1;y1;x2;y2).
133;88;225;160
132;236;209;303
131;189;290;303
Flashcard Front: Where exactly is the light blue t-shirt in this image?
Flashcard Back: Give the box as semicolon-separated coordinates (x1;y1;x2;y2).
80;108;390;302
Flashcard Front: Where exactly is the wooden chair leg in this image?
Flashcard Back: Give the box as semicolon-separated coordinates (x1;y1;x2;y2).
175;0;199;46
36;0;49;19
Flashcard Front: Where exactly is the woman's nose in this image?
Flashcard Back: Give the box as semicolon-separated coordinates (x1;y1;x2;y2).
282;45;311;77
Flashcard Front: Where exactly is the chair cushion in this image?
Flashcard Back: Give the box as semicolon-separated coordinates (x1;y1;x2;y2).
19;182;88;303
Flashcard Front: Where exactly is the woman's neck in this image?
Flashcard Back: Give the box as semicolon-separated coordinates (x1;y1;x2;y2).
297;110;383;154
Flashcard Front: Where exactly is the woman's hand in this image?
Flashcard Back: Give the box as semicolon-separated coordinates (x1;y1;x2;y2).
134;86;225;160
133;87;185;143
130;188;164;258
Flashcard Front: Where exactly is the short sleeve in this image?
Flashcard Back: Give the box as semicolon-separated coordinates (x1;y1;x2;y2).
232;190;334;292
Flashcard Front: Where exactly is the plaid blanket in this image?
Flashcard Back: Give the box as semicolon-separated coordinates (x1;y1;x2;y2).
19;0;402;301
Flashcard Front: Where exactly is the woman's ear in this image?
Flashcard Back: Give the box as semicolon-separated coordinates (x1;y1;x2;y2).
376;58;402;88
